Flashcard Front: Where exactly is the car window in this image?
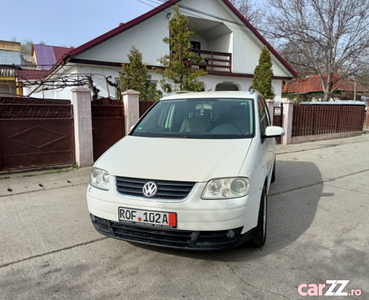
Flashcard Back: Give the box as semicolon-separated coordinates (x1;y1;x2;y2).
131;98;255;139
258;96;270;134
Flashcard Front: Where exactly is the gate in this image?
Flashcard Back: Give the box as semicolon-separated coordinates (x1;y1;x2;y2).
139;100;156;117
0;97;74;171
273;102;283;144
91;98;125;161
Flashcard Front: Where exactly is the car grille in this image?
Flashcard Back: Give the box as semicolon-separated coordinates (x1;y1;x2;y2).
116;177;195;200
92;216;243;249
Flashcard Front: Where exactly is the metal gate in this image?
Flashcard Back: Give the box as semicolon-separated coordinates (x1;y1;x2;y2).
91;98;125;161
273;102;283;144
0;97;75;171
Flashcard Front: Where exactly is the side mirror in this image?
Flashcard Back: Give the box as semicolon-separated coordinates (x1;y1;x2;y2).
263;126;285;138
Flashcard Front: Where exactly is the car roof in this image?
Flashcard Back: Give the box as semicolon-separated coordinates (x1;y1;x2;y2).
160;91;259;101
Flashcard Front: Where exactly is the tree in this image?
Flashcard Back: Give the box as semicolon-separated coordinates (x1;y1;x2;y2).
158;4;207;93
229;0;265;30
266;0;369;101
252;45;275;99
120;46;162;101
277;41;317;78
13;38;45;54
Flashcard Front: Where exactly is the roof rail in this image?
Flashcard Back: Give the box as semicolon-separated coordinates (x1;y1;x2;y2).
167;91;193;96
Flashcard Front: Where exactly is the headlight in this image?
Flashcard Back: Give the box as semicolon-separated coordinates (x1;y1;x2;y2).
202;177;249;199
90;167;110;190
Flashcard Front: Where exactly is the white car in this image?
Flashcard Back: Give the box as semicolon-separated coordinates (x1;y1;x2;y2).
87;91;284;250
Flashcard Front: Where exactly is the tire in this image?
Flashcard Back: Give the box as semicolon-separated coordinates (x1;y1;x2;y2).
271;160;276;183
250;186;267;247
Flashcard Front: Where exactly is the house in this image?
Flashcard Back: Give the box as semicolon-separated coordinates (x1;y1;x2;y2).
283;74;368;102
0;40;22;97
16;44;72;97
0;42;72;97
28;0;297;101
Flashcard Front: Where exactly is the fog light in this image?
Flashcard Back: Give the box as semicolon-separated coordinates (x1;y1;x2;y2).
226;230;236;239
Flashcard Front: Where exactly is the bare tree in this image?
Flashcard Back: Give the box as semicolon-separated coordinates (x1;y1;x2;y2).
229;0;265;29
266;0;369;100
277;41;319;78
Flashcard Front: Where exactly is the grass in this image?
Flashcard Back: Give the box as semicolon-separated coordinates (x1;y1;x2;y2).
0;163;80;180
40;163;79;176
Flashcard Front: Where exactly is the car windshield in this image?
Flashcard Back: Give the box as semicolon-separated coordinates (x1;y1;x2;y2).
131;98;255;139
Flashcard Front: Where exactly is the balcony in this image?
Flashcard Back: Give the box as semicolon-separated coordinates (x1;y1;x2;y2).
189;49;232;74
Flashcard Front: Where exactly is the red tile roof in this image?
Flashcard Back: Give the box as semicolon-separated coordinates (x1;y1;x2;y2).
284;74;367;94
53;46;73;62
17;69;49;80
49;0;297;78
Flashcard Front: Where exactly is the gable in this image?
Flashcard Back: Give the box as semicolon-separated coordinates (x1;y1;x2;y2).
75;10;170;66
59;0;296;79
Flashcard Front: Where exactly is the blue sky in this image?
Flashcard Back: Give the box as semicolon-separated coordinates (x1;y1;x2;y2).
0;0;159;48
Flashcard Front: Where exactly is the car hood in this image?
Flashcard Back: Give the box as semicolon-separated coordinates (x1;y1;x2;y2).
96;136;252;182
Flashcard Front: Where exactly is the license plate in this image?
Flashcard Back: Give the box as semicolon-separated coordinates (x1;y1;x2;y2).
118;207;177;228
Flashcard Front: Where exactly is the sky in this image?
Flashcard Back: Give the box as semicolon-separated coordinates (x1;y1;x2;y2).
0;0;161;48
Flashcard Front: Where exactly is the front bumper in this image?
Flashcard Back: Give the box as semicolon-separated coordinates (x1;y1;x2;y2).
87;182;261;233
91;214;256;250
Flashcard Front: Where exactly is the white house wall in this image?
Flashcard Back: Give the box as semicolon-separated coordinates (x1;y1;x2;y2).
208;33;232;53
55;65;122;102
191;33;209;50
76;12;170;65
35;62;283;102
272;80;283;102
179;0;292;77
25;85;55;99
75;0;292;78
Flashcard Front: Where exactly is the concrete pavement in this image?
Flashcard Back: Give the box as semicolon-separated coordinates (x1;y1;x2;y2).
0;134;368;300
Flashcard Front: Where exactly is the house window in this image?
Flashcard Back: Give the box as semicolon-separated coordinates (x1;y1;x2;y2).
191;41;201;50
191;41;201;58
258;96;271;134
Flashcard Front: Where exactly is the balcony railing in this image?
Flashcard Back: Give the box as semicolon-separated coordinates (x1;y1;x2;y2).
189;49;232;73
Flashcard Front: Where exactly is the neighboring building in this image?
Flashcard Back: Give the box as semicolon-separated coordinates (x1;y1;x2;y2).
14;44;72;97
283;74;368;102
0;41;73;97
32;44;73;70
0;40;21;97
29;0;297;101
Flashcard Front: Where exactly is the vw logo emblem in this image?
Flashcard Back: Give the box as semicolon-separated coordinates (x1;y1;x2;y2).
142;182;158;198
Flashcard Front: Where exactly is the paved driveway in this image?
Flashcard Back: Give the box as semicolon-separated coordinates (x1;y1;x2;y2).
0;135;368;300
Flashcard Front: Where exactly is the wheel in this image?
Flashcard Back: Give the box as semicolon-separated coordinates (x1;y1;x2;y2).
250;186;267;247
271;160;276;183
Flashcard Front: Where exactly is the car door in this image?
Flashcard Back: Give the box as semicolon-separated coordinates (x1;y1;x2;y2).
258;96;275;182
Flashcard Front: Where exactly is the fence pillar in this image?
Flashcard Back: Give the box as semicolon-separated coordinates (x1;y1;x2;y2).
122;90;140;135
72;88;94;167
266;99;274;125
282;101;294;145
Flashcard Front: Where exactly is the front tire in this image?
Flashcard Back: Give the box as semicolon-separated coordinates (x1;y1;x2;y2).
250;186;267;247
